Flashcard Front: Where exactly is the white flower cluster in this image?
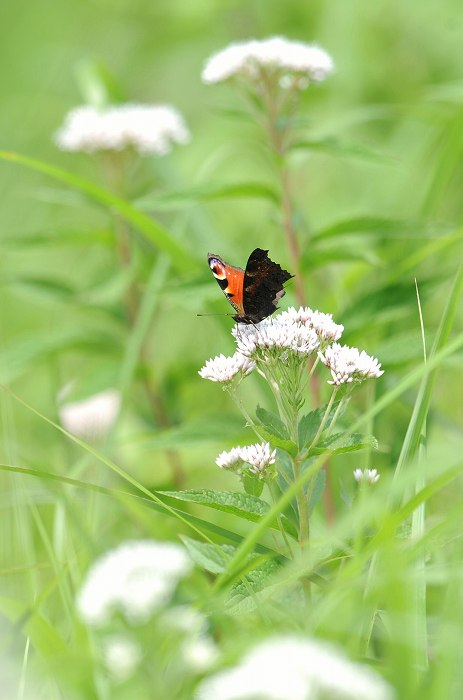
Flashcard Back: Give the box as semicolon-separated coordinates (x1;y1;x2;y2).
202;37;334;88
233;319;319;359
59;388;121;441
77;540;192;626
231;306;341;361
319;343;384;386
279;306;344;344
198;352;256;383
216;442;276;479
196;635;395;700
354;468;381;484
55;104;190;155
199;307;344;381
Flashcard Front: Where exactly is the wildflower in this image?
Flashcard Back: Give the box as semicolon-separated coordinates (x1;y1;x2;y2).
232;316;319;360
216;442;276;479
76;540;192;626
59;388;120;441
240;442;277;478
202;37;334;88
216;447;245;472
102;635;142;682
279;306;344;344
199;352;255;383
55;104;190;155
195;635;395;700
354;468;381;484
319;343;384;386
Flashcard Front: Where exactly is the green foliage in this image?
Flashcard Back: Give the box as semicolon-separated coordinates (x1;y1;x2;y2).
1;1;463;698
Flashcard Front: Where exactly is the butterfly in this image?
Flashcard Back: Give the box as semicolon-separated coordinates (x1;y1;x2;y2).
207;248;293;324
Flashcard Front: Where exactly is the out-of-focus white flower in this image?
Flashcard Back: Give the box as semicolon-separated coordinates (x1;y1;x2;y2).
55;104;190;155
232;317;319;360
202;37;334;88
59;388;121;441
199;352;255;383
161;606;219;672
215;447;245;472
240;442;277;478
195;635;395;700
77;540;192;626
354;468;381;484
182;636;220;672
319;343;384;386
102;635;142;682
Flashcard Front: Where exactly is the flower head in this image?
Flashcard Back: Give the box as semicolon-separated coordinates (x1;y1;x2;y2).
216;447;245;472
202;37;334;88
279;306;344;344
55;104;190;155
232;316;320;361
199;352;255;383
77;540;192;626
319;343;384;386
354;468;381;484
240;442;277;478
215;442;276;479
195;635;395;700
59;388;120;441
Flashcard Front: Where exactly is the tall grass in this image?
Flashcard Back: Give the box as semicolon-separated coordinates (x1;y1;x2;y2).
1;1;463;698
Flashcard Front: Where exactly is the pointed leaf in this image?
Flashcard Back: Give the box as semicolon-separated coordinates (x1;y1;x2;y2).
160;489;270;521
312;432;378;455
181;537;236;574
256;406;289;440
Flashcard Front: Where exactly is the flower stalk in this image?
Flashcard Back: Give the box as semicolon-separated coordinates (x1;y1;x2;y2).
200;308;383;549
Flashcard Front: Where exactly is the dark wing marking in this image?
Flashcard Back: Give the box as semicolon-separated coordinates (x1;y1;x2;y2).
241;248;293;323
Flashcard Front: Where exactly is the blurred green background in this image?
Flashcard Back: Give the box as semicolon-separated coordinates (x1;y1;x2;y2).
1;0;463;695
2;0;462;472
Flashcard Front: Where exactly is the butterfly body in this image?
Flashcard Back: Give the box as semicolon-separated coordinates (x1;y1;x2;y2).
207;248;293;324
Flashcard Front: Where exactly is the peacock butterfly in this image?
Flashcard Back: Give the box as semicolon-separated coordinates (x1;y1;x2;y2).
207;248;293;324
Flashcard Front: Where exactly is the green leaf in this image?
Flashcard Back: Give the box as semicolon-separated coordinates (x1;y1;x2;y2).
75;58;124;107
229;557;281;600
141;415;248;449
181;537;236;574
308;466;326;515
0;597;68;658
160;489;270;522
313;432;378;455
241;473;264;497
0;151;197;273
255;406;297;456
309;216;432;244
135;181;278;210
256;406;289;440
0;328;118;384
298;401;343;449
290;136;388;162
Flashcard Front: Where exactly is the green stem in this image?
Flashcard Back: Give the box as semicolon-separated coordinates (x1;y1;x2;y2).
269;480;294;558
307;388;339;453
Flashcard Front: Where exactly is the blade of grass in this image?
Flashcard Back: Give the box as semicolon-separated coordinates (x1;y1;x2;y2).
0;463;277;555
0;151;197;272
0;387;211;543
